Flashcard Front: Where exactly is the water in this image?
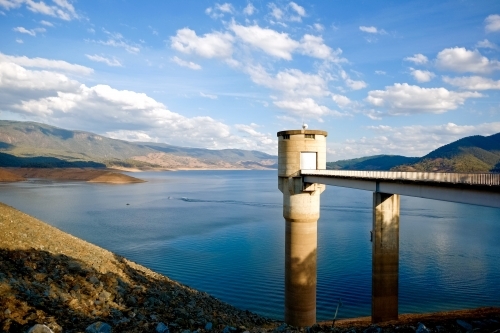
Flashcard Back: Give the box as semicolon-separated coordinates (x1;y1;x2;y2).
0;170;499;320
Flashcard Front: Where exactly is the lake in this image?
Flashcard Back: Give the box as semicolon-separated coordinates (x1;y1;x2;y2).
1;170;499;321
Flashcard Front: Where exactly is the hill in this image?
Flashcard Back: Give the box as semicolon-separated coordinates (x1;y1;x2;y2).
326;155;419;171
327;133;500;173
0;121;277;170
392;133;500;172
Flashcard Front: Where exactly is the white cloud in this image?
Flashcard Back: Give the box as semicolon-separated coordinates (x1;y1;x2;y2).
330;122;500;160
243;3;255;15
171;56;202;70
436;47;500;74
40;20;53;26
15;39;23;43
288;2;305;21
331;94;351;107
476;39;498;50
87;28;95;34
404;53;428;64
485;14;500;33
200;92;217;99
171;28;233;59
13;26;45;36
443;75;500;90
273;97;343;120
300;34;337;60
359;26;386;34
2;0;79;20
313;23;324;31
375;70;386;75
340;69;367;90
93;31;141;54
366;83;482;115
0;52;93;75
410;68;435;82
85;54;122;67
234;123;275;146
216;3;233;13
246;65;330;97
268;3;283;20
230;23;299;60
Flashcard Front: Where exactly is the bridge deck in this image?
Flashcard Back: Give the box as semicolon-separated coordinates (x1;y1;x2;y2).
301;170;500;208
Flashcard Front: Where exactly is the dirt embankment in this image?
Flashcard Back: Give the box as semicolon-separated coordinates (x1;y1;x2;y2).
0;168;145;184
0;169;26;182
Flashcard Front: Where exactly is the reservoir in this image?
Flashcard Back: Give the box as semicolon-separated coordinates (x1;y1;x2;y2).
0;170;499;321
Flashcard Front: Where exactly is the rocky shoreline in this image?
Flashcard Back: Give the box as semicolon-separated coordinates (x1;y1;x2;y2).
1;202;499;333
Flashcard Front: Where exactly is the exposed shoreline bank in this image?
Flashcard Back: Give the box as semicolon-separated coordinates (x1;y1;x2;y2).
1;202;499;332
0;168;145;184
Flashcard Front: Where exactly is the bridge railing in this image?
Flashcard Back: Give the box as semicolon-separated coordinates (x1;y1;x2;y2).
301;170;500;186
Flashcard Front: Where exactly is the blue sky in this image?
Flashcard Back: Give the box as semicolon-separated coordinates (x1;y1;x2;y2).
1;0;500;160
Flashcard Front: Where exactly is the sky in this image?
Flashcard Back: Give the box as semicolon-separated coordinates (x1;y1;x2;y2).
1;0;500;161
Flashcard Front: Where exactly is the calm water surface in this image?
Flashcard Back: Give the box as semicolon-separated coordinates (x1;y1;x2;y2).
1;170;499;320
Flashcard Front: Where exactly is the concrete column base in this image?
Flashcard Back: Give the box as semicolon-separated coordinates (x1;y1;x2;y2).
372;193;400;323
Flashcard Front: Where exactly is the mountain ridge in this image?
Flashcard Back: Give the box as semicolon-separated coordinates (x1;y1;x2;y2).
0;120;278;170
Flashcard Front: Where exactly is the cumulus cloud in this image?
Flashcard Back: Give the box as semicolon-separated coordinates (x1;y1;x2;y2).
443;76;500;90
340;70;367;90
0;52;93;75
436;47;500;74
171;28;233;59
205;2;234;19
299;34;343;61
485;14;500;33
313;23;324;31
359;26;386;34
230;23;299;60
366;83;482;115
16;39;23;43
40;20;53;26
234;123;275;146
268;3;284;20
273;97;343;120
410;68;435;82
246;65;330;97
331;94;351;107
171;56;202;70
476;39;498;50
0;0;79;20
13;26;46;36
404;53;428;64
243;3;255;15
85;54;122;67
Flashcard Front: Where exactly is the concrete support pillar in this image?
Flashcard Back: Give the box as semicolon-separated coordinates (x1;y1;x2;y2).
277;129;327;327
372;192;400;323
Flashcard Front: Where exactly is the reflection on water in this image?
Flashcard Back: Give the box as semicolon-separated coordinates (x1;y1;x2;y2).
0;170;499;320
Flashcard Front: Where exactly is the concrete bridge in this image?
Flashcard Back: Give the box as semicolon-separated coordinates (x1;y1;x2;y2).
277;129;500;327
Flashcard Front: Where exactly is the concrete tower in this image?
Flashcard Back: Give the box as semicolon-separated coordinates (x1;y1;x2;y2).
277;129;327;327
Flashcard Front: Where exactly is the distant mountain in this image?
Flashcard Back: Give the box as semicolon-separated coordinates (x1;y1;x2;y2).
393;133;500;173
326;133;500;173
327;155;419;171
0;121;277;169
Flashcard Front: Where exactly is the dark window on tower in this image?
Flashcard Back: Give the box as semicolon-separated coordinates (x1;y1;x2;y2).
305;134;315;139
282;134;290;139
